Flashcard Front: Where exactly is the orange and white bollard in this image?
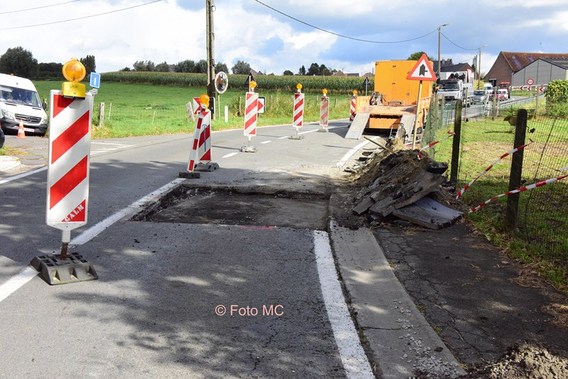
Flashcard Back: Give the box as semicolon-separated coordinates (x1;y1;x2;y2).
318;88;329;132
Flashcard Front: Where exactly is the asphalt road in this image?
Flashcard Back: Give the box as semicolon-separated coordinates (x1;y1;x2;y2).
0;122;377;378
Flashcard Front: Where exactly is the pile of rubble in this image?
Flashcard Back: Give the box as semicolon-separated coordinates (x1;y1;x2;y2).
350;149;463;229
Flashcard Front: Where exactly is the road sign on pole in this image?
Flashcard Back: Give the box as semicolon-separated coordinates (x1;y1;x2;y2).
407;54;437;82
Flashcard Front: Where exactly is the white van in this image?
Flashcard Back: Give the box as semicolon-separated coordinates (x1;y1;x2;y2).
0;73;48;136
483;82;493;96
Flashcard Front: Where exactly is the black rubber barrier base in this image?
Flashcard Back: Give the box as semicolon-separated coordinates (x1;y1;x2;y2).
30;252;98;285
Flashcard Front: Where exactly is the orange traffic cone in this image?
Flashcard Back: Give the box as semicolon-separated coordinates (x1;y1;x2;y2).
17;121;26;139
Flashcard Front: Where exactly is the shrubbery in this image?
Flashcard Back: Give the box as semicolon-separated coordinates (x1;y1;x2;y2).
545;80;568;117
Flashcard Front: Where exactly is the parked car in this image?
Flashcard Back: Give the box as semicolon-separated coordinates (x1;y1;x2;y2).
0;127;4;148
490;88;508;102
472;90;487;104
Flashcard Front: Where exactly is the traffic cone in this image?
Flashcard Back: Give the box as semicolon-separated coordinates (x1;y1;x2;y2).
17;121;26;139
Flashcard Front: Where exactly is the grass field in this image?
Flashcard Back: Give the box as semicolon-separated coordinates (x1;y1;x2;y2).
34;81;352;138
434;117;568;289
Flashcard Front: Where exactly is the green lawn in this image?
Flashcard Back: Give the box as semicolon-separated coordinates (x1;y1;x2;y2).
433;117;568;290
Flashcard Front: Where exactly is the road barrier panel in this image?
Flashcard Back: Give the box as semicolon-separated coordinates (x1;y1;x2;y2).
180;102;219;179
318;92;329;133
31;90;97;284
290;84;304;140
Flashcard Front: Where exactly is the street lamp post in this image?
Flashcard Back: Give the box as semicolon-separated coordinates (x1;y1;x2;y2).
437;23;448;79
477;45;487;89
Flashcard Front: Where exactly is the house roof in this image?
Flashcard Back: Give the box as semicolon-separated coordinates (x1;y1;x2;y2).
501;52;568;72
540;58;568;70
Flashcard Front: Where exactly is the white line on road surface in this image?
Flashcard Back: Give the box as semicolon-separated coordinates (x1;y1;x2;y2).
0;267;38;303
0;167;47;185
260;140;272;144
222;152;239;159
71;178;185;246
313;231;374;378
336;140;371;168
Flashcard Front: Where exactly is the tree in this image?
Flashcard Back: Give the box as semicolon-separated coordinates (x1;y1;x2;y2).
37;62;63;80
408;51;434;61
155;62;170;72
283;70;294;76
307;63;320;76
80;55;96;74
0;47;38;78
320;64;331;76
175;60;196;73
133;60;155;71
298;65;306;75
194;59;208;73
215;62;228;73
232;60;251;75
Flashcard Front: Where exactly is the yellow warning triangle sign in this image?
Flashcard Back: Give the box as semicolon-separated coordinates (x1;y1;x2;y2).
407;54;437;81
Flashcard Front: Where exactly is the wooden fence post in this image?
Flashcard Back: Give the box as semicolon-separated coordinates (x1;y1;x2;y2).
99;102;105;127
506;109;528;230
449;100;463;186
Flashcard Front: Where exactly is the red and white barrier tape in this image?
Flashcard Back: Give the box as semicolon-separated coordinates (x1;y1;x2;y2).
456;141;533;199
470;174;568;213
417;131;455;159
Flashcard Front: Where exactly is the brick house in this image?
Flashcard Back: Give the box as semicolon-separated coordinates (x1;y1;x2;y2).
485;51;568;85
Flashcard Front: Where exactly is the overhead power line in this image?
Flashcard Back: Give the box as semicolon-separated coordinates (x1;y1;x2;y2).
0;0;162;30
252;0;437;44
0;0;82;15
441;32;478;51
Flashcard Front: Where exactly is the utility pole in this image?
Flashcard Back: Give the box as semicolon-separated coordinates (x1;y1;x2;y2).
437;23;448;79
206;0;216;114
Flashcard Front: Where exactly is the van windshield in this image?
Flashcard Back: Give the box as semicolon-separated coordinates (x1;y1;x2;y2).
441;82;459;90
0;85;42;107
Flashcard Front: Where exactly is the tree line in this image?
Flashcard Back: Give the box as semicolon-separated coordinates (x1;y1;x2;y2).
0;47;95;80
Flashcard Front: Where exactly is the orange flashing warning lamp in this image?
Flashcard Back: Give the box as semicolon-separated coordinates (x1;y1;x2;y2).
199;93;210;109
62;58;86;98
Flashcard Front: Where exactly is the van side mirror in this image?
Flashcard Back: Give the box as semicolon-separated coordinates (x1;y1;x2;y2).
42;99;48;110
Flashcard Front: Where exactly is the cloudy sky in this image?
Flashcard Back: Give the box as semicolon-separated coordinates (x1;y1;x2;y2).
0;0;567;76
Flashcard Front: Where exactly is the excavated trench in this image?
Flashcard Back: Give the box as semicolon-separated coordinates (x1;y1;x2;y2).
132;183;331;230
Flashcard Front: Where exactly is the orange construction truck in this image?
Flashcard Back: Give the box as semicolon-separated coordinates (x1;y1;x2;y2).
346;59;433;146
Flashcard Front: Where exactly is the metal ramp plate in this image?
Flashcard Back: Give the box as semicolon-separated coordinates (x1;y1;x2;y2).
400;114;416;142
345;112;370;140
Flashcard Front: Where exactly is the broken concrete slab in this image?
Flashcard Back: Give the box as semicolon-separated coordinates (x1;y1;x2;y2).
392;197;463;229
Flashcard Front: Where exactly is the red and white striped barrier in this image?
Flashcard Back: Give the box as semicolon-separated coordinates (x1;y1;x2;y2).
319;93;329;131
349;93;357;121
187;106;212;172
244;91;259;137
470;174;568;213
46;91;94;236
293;90;304;130
456;141;533;199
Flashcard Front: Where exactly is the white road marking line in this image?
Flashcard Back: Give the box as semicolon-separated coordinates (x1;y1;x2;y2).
71;178;185;245
313;231;374;378
0;167;47;185
222;152;239;159
260;140;272;144
0;267;38;303
336;140;372;168
277;136;288;140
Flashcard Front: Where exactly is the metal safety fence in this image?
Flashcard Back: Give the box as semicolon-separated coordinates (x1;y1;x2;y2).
425;98;567;261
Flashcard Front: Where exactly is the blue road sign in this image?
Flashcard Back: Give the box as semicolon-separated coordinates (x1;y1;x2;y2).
90;72;101;89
